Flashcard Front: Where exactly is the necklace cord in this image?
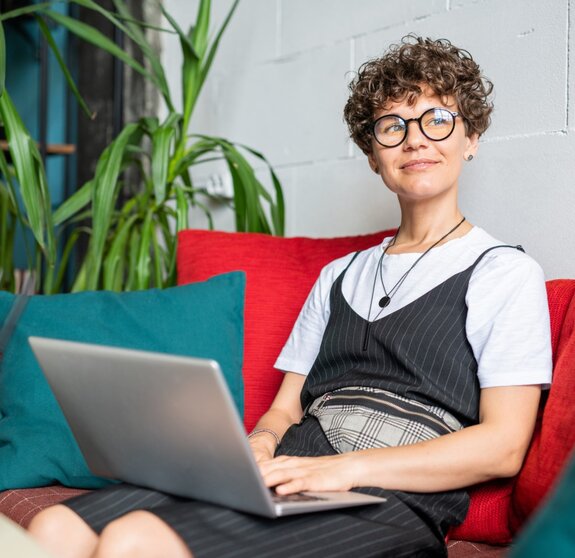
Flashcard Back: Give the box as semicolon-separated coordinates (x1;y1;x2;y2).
379;216;467;304
362;217;466;351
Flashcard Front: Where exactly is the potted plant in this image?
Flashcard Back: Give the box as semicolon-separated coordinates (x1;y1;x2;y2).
0;0;284;294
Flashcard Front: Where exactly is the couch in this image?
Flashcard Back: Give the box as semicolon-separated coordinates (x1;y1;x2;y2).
1;229;574;557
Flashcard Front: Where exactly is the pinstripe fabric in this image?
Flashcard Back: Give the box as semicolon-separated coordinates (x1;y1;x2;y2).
65;418;450;557
62;245;518;556
300;246;519;426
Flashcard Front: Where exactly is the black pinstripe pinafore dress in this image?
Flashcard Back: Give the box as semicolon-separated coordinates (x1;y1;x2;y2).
64;246;514;558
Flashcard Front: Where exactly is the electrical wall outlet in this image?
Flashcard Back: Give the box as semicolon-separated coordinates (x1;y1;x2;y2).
195;172;234;199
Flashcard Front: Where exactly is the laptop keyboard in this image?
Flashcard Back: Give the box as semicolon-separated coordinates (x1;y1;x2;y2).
271;491;327;503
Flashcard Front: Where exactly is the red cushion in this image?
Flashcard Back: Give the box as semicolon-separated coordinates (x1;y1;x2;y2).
449;479;514;544
510;279;575;532
177;229;394;431
452;280;575;543
545;280;575;356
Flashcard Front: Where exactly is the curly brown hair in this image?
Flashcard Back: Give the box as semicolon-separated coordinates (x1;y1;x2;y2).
343;35;494;155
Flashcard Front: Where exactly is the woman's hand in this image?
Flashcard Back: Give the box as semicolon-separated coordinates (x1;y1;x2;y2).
247;372;307;467
259;454;358;494
248;433;277;465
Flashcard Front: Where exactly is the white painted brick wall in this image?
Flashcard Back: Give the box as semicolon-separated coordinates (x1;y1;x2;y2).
162;0;575;279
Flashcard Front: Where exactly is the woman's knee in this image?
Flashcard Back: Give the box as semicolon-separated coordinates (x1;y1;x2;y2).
28;504;98;557
96;510;193;558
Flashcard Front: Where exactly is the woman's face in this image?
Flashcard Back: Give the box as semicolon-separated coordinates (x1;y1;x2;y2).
367;87;479;204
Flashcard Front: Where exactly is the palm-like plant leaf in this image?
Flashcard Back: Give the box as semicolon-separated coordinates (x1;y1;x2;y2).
0;2;52;21
43;9;161;98
0;181;17;292
151;113;181;203
36;16;93;119
0;19;5;98
107;0;175;111
85;122;140;289
103;213;138;291
197;0;239;103
0;91;56;271
135;209;154;290
238;144;285;236
53;180;93;226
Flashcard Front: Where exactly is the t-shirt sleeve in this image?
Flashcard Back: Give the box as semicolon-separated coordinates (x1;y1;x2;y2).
274;255;353;375
466;251;552;388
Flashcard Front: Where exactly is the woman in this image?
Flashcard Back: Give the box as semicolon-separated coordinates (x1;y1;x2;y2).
29;36;552;558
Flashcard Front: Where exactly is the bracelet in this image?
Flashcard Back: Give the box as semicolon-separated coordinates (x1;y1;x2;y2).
247;428;281;447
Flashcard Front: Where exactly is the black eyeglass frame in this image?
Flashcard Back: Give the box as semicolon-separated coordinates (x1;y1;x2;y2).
372;108;461;148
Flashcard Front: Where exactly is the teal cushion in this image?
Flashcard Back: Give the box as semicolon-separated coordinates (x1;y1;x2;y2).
0;272;245;490
510;448;575;557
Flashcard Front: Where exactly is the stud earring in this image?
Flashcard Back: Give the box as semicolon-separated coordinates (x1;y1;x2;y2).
466;154;474;161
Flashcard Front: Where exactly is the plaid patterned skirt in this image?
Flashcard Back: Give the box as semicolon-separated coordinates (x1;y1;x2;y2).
306;386;463;453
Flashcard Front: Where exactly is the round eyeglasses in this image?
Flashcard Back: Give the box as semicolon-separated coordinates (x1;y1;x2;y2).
372;108;460;148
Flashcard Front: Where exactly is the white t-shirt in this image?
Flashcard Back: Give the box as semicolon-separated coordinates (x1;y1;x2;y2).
275;227;552;389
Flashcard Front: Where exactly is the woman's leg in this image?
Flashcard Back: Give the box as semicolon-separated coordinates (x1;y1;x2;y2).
28;504;99;558
93;510;192;558
29;506;193;558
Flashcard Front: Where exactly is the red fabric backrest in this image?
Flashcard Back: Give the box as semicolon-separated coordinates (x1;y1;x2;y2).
451;279;575;542
177;229;394;431
509;279;575;532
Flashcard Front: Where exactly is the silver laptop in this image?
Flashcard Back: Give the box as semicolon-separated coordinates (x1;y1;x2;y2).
29;337;385;517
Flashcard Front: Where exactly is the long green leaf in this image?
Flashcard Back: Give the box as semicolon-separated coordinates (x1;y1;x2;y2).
135;209;154;290
171;141;219;180
238;144;285;235
43;10;159;91
103;213;138;291
68;0;176;110
174;185;189;232
224;158;246;231
191;0;210;59
0;147;18;210
158;2;198;135
0;20;5;98
30;145;57;292
70;259;88;292
53;180;93;226
0;90;55;259
150;219;163;288
156;214;176;287
52;228;82;293
109;0;174;110
192;198;215;230
177;0;212;133
0;151;35;277
197;0;240;102
190;134;284;235
67;0;173;35
0;183;16;291
218;140;270;233
125;227;140;291
36;16;93;119
0;2;52;21
177;39;201;137
157;2;198;58
151;113;180;203
85;122;140;289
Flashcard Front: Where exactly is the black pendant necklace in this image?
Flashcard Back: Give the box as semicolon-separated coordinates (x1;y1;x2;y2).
379;295;391;308
362;216;466;351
